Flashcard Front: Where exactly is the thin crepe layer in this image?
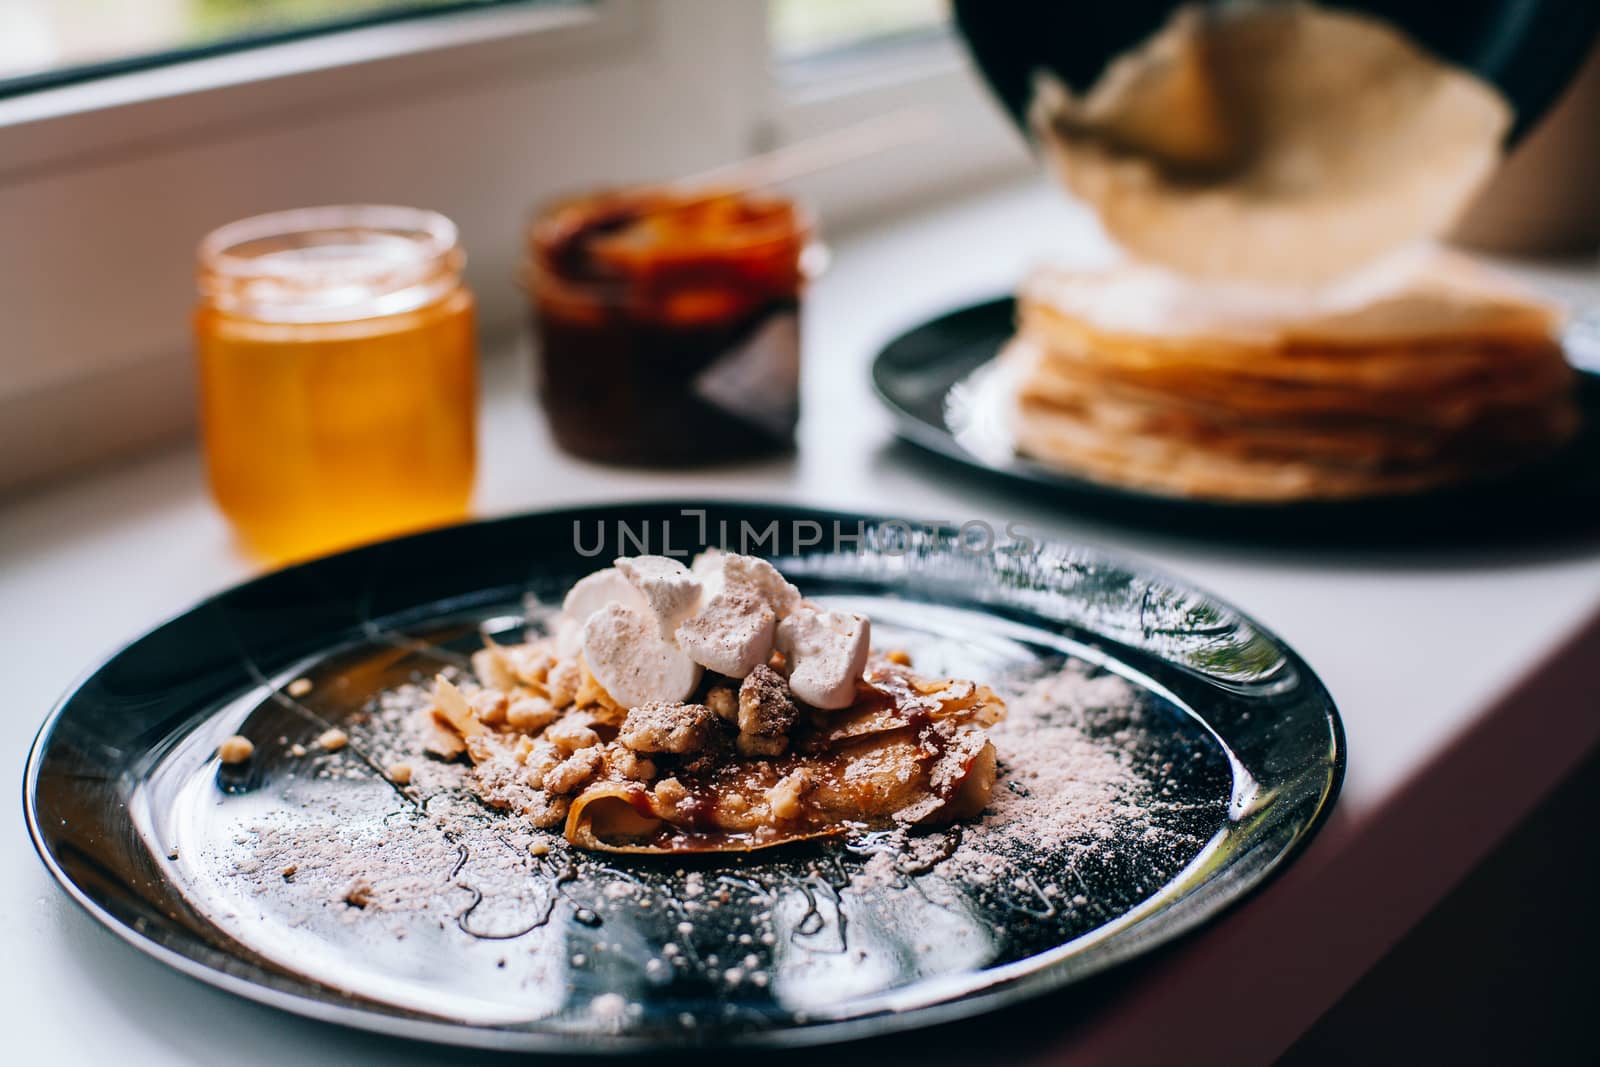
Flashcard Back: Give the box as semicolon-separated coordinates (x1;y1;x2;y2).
565;731;998;854
1030;4;1511;285
1003;257;1578;502
436;660;1006;854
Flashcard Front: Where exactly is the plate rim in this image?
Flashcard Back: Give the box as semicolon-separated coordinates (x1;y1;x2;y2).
23;498;1346;1052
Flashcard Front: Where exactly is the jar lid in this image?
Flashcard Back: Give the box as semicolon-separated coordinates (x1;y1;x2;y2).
198;205;464;323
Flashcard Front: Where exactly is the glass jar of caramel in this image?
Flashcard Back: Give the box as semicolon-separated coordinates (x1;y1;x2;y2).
526;188;812;465
195;205;477;562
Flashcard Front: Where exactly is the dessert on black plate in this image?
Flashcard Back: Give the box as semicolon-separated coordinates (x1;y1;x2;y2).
429;550;1005;853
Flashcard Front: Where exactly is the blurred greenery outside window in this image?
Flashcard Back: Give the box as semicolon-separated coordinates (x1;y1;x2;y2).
0;0;573;95
769;0;951;72
0;0;954;97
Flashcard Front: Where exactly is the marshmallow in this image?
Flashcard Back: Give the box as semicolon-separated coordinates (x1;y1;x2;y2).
725;555;803;618
775;609;870;710
615;556;703;639
676;591;776;678
554;616;584;660
690;551;802;618
690;548;726;589
562;568;644;624
581;602;701;708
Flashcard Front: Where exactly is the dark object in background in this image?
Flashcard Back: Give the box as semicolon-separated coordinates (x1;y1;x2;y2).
1452;36;1600;255
953;0;1600;144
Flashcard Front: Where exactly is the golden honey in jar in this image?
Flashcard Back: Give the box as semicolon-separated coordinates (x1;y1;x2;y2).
527;188;811;465
195;206;476;562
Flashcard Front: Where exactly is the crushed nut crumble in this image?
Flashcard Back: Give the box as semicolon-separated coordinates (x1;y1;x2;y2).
767;769;811;821
546;715;602;754
618;702;720;754
217;735;254;764
543;747;604;795
342;878;374;908
738;665;796;738
705;685;738;723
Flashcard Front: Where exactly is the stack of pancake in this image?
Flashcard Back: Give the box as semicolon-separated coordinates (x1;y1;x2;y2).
1006;255;1577;501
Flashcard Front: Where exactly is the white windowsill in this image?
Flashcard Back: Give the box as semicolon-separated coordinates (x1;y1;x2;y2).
3;176;1599;1064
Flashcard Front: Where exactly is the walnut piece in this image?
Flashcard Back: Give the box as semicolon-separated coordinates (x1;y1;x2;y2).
617;702;721;754
545;715;601;754
738;665;797;738
524;739;563;784
507;694;557;732
652;776;691;819
767;769;811;820
343;878;374;908
543;746;604;795
705;685;738;723
609;744;659;782
217;735;254;764
469;689;508;726
731;665;797;756
528;793;571;829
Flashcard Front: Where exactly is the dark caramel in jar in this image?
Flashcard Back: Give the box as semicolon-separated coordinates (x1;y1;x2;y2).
527;188;810;465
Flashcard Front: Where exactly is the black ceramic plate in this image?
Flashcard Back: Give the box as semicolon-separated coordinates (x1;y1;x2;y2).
872;299;1600;542
26;502;1342;1052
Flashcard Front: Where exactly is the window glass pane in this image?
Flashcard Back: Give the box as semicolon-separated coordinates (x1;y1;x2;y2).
768;0;950;63
0;0;555;96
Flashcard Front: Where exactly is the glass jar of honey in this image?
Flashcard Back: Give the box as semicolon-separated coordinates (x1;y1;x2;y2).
526;188;812;465
195;206;476;562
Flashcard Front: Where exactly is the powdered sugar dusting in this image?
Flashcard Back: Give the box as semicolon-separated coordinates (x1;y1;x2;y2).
187;645;1229;1031
842;662;1222;905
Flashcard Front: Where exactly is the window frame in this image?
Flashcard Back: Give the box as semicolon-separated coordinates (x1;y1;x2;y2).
760;25;1029;229
0;2;579;101
0;1;638;180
